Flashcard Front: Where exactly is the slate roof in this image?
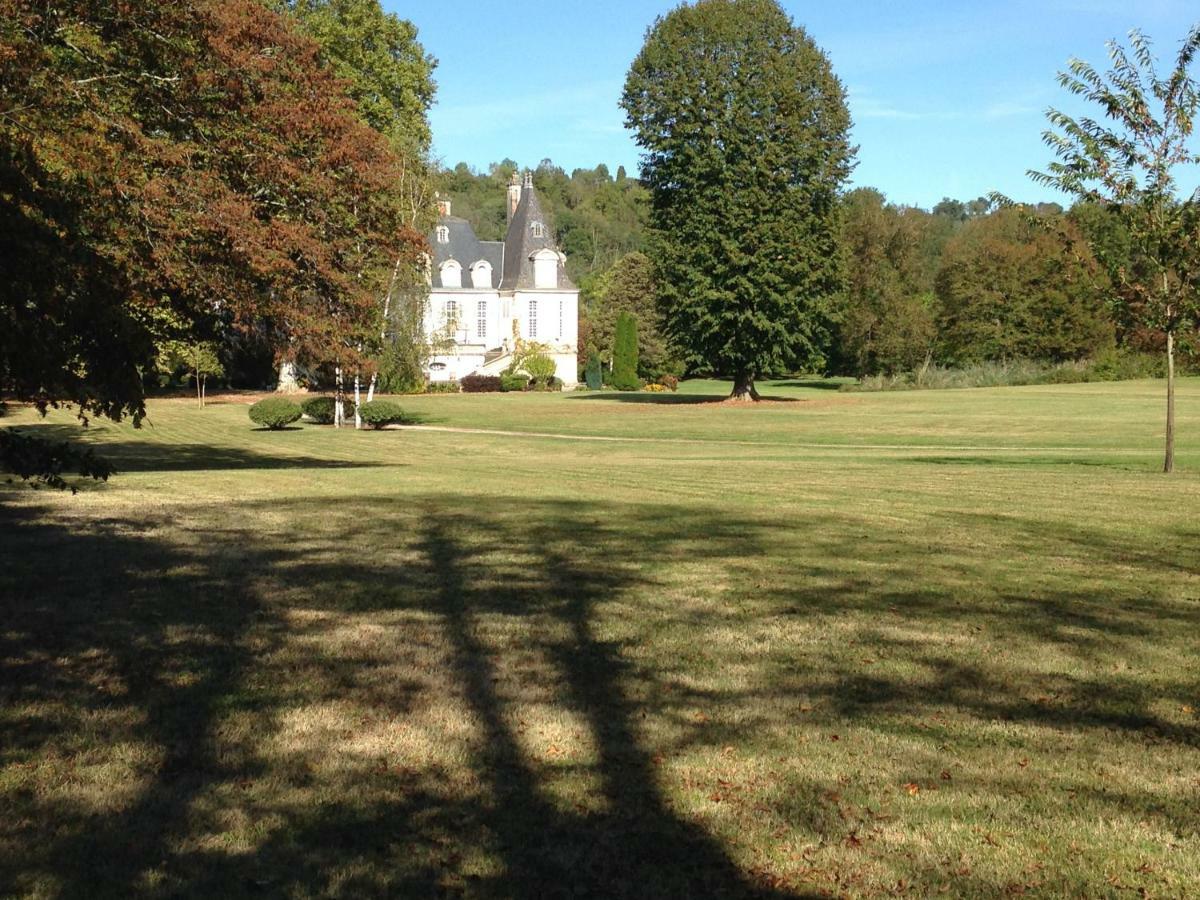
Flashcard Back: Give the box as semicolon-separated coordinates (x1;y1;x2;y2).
499;183;576;291
430;216;503;289
429;181;576;292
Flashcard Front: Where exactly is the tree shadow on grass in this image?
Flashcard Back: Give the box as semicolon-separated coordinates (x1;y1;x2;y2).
3;424;397;473
767;380;847;391
568;393;803;405
3;493;1198;897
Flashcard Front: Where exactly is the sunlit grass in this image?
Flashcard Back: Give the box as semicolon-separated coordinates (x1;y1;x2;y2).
2;379;1198;897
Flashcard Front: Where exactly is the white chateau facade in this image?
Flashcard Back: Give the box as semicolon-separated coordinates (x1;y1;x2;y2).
425;172;579;385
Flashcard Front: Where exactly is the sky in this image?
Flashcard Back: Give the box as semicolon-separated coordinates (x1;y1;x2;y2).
389;1;1200;209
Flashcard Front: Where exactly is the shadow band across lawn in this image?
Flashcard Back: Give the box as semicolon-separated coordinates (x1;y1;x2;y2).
2;489;1198;897
0;498;808;899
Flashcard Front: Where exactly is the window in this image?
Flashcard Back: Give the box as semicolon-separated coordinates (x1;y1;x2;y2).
528;299;538;339
436;225;449;244
470;260;492;289
439;259;461;288
477;300;487;340
558;300;564;339
531;222;545;238
445;300;459;326
430;362;447;371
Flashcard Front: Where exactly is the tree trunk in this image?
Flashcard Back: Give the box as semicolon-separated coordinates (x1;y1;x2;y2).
1164;330;1175;474
729;372;760;402
195;369;202;408
366;371;377;404
353;373;363;430
201;374;207;407
334;365;345;429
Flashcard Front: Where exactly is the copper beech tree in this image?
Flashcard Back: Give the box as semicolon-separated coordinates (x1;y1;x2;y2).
0;0;426;440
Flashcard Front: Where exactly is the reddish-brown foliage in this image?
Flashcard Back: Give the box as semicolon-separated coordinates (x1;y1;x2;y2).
0;0;425;422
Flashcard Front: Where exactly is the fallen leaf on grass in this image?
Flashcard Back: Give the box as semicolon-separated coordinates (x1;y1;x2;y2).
904;782;920;796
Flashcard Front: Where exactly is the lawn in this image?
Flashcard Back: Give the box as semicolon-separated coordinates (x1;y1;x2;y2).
2;379;1199;898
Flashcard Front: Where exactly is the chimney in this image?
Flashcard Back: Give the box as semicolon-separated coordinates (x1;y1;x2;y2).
436;193;451;217
507;172;521;224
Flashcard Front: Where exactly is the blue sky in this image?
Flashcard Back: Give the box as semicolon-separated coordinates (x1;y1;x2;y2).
390;1;1199;209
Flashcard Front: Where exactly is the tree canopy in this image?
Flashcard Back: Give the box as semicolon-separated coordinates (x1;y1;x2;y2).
0;0;427;429
1029;26;1200;472
621;0;854;400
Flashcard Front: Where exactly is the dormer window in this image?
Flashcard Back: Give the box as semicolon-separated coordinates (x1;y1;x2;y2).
436;225;449;244
439;259;462;288
530;248;559;289
469;260;492;289
531;222;545;239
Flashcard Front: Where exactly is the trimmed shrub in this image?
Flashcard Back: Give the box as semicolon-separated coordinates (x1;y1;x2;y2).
500;373;530;392
358;399;407;428
585;353;603;390
425;381;460;394
658;374;679;391
249;397;302;430
461;373;502;393
642;383;668;392
300;395;355;424
612;311;641;391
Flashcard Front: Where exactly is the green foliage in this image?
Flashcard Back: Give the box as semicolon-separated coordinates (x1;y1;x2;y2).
585;354;603;390
506;341;553;378
271;0;436;157
376;324;428;395
582;251;676;378
935;207;1114;365
834;189;938;376
0;429;114;492
157;340;226;405
529;377;563;393
1029;26;1200;471
611;312;640;391
248;398;302;430
300;395;355;424
460;374;502;393
499;373;530;393
621;0;854;398
522;354;557;383
424;382;460;394
846;350;1176;393
358;399;407;426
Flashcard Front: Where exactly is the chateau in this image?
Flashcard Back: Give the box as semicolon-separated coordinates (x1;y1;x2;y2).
425;172;579;385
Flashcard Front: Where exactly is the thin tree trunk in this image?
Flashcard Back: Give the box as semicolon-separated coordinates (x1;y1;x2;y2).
367;372;377;404
354;373;363;430
195;369;202;408
1165;329;1175;474
729;371;760;402
201;374;207;407
335;365;345;429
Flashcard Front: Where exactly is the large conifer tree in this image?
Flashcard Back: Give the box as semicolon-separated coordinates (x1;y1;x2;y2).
621;0;853;400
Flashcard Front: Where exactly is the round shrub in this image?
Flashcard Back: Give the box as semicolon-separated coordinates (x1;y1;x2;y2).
358;399;407;429
300;395;355;424
249;397;302;430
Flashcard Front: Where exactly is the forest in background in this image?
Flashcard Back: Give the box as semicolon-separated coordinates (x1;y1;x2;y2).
437;161;1184;383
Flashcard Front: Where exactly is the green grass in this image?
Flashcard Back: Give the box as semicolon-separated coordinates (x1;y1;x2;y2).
2;379;1199;898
